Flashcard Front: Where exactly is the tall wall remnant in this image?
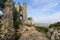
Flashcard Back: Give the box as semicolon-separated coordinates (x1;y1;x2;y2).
16;2;28;26
16;1;33;26
22;2;27;25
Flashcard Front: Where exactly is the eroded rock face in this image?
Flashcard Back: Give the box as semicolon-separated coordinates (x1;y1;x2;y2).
0;0;15;40
47;27;60;40
18;26;48;40
0;27;15;40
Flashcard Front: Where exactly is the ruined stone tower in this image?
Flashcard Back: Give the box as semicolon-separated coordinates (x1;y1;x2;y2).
16;2;21;13
16;2;22;25
16;2;27;25
22;2;27;25
0;0;15;40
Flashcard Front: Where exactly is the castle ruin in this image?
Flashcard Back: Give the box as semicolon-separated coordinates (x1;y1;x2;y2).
16;2;27;26
0;0;33;40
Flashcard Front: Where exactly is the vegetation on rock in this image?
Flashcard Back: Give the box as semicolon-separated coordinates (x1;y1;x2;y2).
49;22;60;29
13;11;20;29
13;9;21;40
48;22;60;40
35;26;48;35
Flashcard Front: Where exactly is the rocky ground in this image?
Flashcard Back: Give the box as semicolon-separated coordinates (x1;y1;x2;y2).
18;25;48;40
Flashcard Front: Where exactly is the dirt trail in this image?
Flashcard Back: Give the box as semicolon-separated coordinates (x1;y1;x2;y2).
18;26;48;40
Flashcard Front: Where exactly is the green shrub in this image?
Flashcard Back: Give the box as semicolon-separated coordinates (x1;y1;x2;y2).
49;22;60;29
13;11;20;29
13;9;21;40
35;26;48;34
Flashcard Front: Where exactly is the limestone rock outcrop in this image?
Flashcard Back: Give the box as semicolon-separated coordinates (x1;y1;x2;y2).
47;27;60;40
0;0;15;40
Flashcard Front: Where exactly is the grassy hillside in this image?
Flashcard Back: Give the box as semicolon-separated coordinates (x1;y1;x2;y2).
34;26;48;35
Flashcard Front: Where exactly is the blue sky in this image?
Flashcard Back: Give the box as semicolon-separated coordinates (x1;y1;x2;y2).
0;0;60;23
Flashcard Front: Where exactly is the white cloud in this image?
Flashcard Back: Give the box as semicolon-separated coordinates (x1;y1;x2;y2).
30;0;54;6
33;12;60;23
27;0;59;15
41;2;58;11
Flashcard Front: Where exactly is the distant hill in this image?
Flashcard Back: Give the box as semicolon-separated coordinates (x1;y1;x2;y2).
34;23;50;27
